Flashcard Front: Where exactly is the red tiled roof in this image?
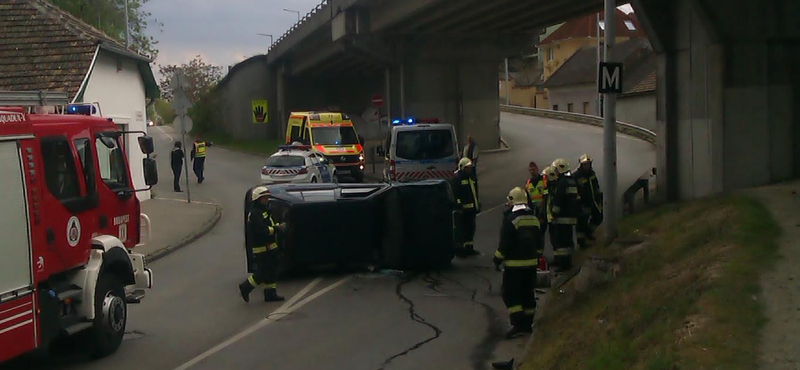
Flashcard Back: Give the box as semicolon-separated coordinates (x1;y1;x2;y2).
0;0;149;99
539;9;645;46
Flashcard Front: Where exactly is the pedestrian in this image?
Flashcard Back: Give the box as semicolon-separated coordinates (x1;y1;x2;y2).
170;142;184;192
462;135;479;174
239;186;287;303
549;158;580;271
191;136;212;183
573;154;603;248
526;161;547;246
494;187;541;339
452;157;481;257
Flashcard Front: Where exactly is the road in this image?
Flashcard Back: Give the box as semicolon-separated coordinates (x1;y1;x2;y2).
4;112;655;370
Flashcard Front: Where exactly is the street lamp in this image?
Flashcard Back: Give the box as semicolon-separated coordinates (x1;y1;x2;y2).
283;8;300;22
257;33;274;50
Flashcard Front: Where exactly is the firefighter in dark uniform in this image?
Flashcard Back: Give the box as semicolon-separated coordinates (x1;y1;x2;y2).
573;154;603;248
453;157;480;257
239;186;287;303
494;187;542;339
550;158;580;271
525;161;547;246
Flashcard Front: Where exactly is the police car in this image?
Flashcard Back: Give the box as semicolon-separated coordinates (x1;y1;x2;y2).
261;145;337;184
377;118;460;182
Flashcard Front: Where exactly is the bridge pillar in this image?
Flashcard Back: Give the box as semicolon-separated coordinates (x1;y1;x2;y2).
634;0;800;200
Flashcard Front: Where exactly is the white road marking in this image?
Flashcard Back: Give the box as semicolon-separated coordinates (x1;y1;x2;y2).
172;276;351;370
154;125;174;143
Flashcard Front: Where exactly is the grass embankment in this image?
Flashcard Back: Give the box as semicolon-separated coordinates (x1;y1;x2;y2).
196;131;282;157
523;195;780;370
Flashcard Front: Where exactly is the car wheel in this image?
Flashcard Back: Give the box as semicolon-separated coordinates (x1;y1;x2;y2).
332;173;338;183
84;273;126;358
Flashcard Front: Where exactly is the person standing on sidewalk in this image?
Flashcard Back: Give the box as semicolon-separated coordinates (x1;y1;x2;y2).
494;187;541;339
170;142;184;192
453;158;481;257
462;135;479;176
239;186;287;303
191;136;212;184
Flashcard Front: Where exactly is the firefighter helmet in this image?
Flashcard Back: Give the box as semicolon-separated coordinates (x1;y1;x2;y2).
544;166;558;182
580;154;592;164
251;186;271;201
507;187;528;205
552;158;570;174
458;157;473;170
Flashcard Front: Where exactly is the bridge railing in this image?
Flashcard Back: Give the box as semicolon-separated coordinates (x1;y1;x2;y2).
499;104;656;145
268;0;330;53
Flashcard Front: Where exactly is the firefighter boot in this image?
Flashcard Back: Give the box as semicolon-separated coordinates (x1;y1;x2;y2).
264;289;285;302
239;281;254;303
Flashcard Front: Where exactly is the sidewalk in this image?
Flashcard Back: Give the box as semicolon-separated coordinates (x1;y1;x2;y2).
749;180;800;370
137;198;222;262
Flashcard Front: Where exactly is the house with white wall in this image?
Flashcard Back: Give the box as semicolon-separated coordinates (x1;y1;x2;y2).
0;0;160;200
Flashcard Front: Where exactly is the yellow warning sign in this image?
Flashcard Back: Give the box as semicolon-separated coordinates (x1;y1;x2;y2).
252;100;269;123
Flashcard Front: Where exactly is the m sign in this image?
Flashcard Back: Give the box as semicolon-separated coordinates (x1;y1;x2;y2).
598;62;624;94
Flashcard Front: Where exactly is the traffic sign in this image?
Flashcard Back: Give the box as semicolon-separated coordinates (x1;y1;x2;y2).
252;100;269;123
598;62;624;94
176;115;193;134
371;94;384;107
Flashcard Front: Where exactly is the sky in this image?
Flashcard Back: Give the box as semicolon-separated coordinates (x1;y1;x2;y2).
143;1;635;81
143;0;322;78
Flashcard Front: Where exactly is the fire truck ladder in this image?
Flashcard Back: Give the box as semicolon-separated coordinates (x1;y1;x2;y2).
0;90;70;107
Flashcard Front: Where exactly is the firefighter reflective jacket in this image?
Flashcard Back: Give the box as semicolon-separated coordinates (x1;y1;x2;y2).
193;141;207;158
550;174;581;225
495;205;542;267
452;170;480;212
573;168;602;212
248;202;278;254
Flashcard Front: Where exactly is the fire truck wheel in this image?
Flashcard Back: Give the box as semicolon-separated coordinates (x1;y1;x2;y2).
87;273;127;358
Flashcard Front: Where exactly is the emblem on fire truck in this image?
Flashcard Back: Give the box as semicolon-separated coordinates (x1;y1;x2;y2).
67;216;81;247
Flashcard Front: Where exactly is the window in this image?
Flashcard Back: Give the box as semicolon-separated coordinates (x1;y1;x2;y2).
547;48;554;61
567;103;574;112
583;102;590;114
310;127;359;146
624;20;636;31
95;136;129;190
74;138;96;195
553;105;559;111
309;155;320;165
289;126;301;143
41;136;81;201
395;129;455;160
265;155;305;167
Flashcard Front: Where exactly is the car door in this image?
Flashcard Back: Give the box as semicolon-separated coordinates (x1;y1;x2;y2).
313;153;332;182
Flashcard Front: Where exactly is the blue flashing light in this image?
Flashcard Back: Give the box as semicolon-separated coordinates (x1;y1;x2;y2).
66;104;96;116
407;118;414;123
392;119;401;124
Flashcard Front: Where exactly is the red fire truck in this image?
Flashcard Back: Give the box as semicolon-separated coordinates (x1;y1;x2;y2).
0;91;156;362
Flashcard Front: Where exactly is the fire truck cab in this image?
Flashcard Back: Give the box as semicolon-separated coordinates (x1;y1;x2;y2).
0;92;156;362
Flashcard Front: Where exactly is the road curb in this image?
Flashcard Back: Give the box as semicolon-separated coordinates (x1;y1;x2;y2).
146;201;223;263
482;137;511;154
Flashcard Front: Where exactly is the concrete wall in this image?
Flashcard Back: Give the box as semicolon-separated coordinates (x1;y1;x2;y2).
82;50;149;200
547;84;597;114
617;93;656;131
214;57;278;141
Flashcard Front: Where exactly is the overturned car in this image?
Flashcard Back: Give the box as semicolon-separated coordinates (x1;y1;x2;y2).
244;180;462;274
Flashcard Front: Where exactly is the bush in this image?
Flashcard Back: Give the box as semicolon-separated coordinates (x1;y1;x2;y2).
154;99;176;125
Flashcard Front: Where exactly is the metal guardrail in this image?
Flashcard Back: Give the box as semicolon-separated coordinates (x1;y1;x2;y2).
499;104;656;145
0;90;70;107
268;0;330;53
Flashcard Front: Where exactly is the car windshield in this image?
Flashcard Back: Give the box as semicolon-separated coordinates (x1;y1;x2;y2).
395;129;455;160
311;126;359;146
265;155;305;167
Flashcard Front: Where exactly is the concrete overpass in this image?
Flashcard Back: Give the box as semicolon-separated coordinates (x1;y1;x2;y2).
214;0;799;200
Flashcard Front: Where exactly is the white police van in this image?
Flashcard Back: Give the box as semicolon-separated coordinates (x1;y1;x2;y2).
377;119;459;182
261;145;337;184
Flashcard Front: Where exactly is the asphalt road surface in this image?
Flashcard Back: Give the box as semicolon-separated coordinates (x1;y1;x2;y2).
4;112;655;370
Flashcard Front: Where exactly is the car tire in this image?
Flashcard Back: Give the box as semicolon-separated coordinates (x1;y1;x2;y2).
83;273;126;358
332;173;338;183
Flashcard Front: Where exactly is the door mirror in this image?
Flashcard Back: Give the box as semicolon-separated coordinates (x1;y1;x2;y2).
138;135;155;155
143;158;158;186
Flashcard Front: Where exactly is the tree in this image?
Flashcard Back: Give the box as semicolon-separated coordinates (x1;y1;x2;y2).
158;56;222;103
50;0;160;58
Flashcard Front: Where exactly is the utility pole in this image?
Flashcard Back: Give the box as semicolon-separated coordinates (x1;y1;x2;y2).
171;70;193;203
124;0;130;47
504;58;510;105
602;0;618;238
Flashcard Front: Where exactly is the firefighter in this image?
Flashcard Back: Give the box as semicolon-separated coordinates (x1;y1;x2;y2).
549;158;580;271
453;157;481;257
190;137;212;183
542;166;558;248
526;162;547;247
494;187;541;339
573;154;603;248
239;186;287;303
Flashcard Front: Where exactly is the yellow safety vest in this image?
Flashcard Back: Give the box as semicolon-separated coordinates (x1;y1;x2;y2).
526;177;545;206
195;142;207;158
